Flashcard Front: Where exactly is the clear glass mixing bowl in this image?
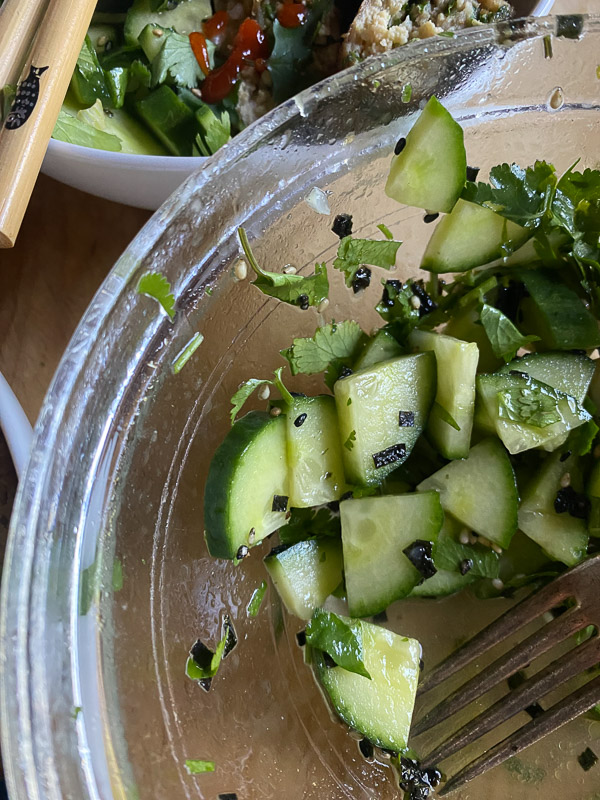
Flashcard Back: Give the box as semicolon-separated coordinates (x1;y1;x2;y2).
2;13;600;800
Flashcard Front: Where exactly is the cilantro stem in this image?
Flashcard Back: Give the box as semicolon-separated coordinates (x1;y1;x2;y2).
247;580;268;617
172;332;204;374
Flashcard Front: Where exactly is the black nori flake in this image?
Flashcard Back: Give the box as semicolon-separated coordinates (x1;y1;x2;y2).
411;282;438;316
466;165;480;182
332;213;353;238
423;212;439;224
236;544;249;560
352;266;372;293
327;500;340;512
403;540;437;580
340;490;354;501
525;702;544;719
338;366;354;380
560;450;572;462
394;137;407;155
372;610;388;623
222;615;238;658
399;410;415;427
296;630;306;647
190;639;214;668
359;738;374;760
272;495;289;513
578;747;598;771
373;442;406;469
459;558;474;576
323;652;337;668
267;543;291;558
381;279;403;308
298;294;310;310
556;14;584;39
218;794;238;800
294;413;308;428
554;486;590;519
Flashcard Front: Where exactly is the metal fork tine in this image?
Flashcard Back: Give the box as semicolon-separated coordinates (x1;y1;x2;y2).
418;573;578;697
438;674;600;797
412;606;587;737
421;635;600;766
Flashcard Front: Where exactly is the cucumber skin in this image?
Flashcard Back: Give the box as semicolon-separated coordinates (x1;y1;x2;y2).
204;411;285;560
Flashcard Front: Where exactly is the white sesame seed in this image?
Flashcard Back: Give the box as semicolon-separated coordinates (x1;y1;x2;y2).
560;472;571;488
191;87;202;98
258;385;271;401
492;544;503;555
491;578;504;591
233;258;248;281
459;529;470;545
97;35;108;47
410;295;421;309
248;528;256;544
270;406;282;417
468;534;479;545
478;536;491;548
283;265;297;274
318;298;330;313
152;27;164;37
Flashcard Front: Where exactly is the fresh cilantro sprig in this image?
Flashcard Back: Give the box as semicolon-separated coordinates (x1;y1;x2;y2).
280;320;365;378
185;616;235;687
230;366;293;423
433;537;500;579
333;235;401;288
238;228;329;309
479;304;539;363
137;272;175;319
152;31;215;89
305;609;371;679
279;507;341;545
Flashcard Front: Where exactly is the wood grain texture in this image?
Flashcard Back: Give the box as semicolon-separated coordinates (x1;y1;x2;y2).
0;174;149;422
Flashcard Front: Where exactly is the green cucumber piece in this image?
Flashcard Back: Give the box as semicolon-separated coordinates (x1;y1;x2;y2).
518;451;588;566
286;395;346;507
476;372;591;455
204;411;289;559
417;438;518;548
518;269;600;351
314;618;421;752
354;329;402;371
421;199;530;274
135;84;196;155
409;329;478;459
264;539;343;620
385;96;466;214
76;99;168;155
588;459;600;538
87;23;119;54
341;492;443;617
444;308;501;373
70;35;111;106
138;22;168;62
124;0;212;45
498;351;595;405
334;352;436;486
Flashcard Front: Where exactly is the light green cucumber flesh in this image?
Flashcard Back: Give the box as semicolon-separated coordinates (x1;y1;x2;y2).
334;352;436;486
409;329;478;459
385;96;466;214
314;618;421;751
354;329;402;370
138;23;167;62
420;199;530;274
341;492;443;617
286;395;346;507
476;373;590;455
264;539;343;620
498;351;595;405
204;411;289;559
124;0;213;44
443;308;502;373
417;438;518;548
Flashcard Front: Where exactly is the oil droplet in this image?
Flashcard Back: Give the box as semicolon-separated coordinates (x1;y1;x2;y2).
548;86;564;110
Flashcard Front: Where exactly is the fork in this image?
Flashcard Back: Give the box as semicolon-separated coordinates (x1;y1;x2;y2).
411;554;600;796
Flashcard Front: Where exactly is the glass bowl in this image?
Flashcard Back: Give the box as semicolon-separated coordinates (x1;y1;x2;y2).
3;13;600;800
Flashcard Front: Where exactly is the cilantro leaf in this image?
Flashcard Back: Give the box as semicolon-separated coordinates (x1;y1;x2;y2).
333;236;401;288
72;35;111;105
185;616;235;685
480;304;540;363
52;108;122;152
344;430;356;450
498;385;563;428
280;321;365;376
375;280;421;341
552;167;600;267
195;105;231;156
238;228;329;309
152;31;214;89
462;161;557;227
433;537;500;579
568;419;599;456
230;368;293;423
279;507;341;545
185;760;215;774
305;609;371;679
247;581;268;617
137;272;175;319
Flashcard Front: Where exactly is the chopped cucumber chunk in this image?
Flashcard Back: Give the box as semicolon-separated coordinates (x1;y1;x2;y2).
264;539;343;620
314;617;421;751
341;492;443;617
476;372;591;455
385;96;466;214
334;352;436;486
286;395;346;507
409;329;478;459
124;0;212;45
498;351;595;405
136;85;197;155
204;411;289;559
417;438;518;548
421;199;529;274
354;329;402;370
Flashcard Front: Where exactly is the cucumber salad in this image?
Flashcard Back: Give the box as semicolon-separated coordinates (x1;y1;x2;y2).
198;97;600;796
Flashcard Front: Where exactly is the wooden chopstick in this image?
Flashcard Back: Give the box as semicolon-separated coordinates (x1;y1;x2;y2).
0;0;98;249
0;0;52;90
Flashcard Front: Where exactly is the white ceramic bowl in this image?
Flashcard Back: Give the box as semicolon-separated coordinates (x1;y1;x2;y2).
42;0;555;210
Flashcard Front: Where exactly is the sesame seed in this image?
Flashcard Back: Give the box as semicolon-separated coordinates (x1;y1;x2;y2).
270;406;282;417
492;544;503;554
191;87;202;98
258;385;271;401
560;472;571;488
410;295;421;309
233;258;248;281
459;529;470;545
478;536;491;548
283;265;297;274
492;578;504;591
97;35;108;46
318;298;330;313
248;528;256;544
152;27;164;37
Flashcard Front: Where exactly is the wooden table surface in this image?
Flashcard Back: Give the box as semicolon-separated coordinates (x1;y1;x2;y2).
0;0;590;425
